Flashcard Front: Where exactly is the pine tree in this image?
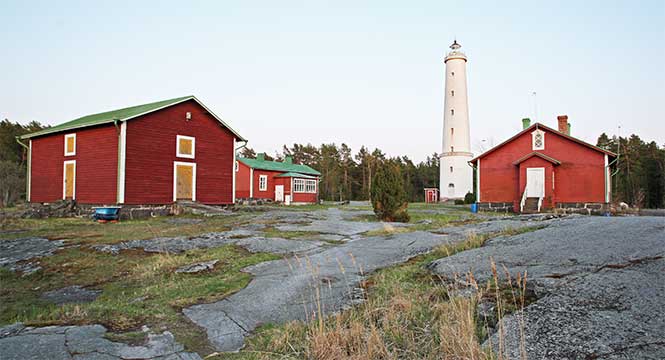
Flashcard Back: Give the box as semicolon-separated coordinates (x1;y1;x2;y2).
370;161;409;222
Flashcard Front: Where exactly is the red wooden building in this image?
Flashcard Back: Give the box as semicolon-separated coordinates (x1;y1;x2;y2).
20;96;245;205
235;153;321;204
470;116;616;213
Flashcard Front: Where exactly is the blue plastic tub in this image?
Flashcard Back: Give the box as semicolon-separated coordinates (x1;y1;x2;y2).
470;203;478;213
93;207;121;221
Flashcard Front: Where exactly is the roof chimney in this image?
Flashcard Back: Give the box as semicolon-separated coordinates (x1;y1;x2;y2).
567;122;571;135
284;155;293;164
256;153;265;161
557;115;569;134
522;118;531;129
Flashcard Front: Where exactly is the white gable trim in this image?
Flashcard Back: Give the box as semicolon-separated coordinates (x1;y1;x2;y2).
531;129;545;150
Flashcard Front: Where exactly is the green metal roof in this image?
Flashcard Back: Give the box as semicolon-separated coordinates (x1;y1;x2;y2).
20;95;246;141
275;172;318;179
238;158;321;176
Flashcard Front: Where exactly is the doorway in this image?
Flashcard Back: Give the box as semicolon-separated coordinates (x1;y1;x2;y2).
63;160;76;199
275;185;284;202
174;162;196;201
526;168;545;197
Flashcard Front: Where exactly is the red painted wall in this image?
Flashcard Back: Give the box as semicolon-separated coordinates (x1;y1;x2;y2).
30;125;118;204
235;161;251;199
251;169;282;200
478;127;607;209
124;100;236;205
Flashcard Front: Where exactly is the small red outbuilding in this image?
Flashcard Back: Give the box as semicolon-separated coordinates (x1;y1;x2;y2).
235;153;321;204
20;96;245;205
471;116;616;213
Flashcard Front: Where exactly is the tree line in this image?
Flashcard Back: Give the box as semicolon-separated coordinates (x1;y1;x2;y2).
240;144;440;203
597;133;665;208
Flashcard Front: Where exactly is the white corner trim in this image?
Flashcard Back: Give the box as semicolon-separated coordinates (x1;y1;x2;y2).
604;154;610;203
118;122;127;203
62;160;76;200
176;135;195;159
64;133;76;156
27;140;32;202
173;161;196;202
249;168;254;198
476;159;480;202
259;174;268;191
232;138;236;204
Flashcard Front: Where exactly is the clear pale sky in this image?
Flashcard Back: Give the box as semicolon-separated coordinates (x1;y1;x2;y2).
2;0;663;161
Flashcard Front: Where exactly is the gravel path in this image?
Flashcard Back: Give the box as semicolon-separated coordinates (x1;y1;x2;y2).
429;216;665;359
184;215;560;352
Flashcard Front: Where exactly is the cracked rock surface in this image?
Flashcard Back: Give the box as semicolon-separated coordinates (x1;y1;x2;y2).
0;237;65;274
275;207;410;235
0;323;201;360
429;216;665;359
184;215;559;352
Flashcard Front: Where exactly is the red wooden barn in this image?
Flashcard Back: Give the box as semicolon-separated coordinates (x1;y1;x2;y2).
470;116;617;213
235;153;321;204
20;96;246;205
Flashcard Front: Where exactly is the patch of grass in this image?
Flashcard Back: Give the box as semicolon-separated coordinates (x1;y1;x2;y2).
0;214;281;355
223;226;539;359
260;226;312;240
0;214;244;244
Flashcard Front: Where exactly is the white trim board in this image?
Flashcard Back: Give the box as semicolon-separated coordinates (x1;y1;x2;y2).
249;168;254;198
173;161;197;202
176;135;196;159
27;140;32;202
117;122;127;203
232;138;236;204
62;160;76;200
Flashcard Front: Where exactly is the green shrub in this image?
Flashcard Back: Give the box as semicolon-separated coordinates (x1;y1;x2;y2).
454;199;465;205
371;162;410;222
464;192;476;204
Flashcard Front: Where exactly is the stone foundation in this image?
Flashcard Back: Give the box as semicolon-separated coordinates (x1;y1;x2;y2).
555;202;609;215
477;202;514;213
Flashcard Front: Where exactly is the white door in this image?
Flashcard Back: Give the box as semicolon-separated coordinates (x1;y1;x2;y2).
526;168;545;197
275;185;284;202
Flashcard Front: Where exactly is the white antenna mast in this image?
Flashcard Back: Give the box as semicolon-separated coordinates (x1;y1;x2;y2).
532;91;538;121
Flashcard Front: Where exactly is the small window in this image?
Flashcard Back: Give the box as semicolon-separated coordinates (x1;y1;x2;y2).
451;146;454;152
451;109;454;116
64;134;76;156
176;135;195;159
451;128;454;136
448;183;455;188
451;90;455;97
451;72;455;77
259;175;268;191
450;166;453;173
532;129;545;150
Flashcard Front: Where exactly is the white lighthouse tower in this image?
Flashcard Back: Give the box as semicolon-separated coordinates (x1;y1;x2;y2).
440;40;473;199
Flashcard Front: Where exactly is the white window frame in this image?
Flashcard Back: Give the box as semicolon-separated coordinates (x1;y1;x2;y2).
305;179;317;193
173;161;196;201
532;129;545;150
259;175;268;191
293;178;305;193
62;160;76;200
176;135;195;159
64;134;76;156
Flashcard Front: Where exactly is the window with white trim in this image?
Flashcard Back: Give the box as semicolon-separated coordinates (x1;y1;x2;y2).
64;134;76;156
259;175;268;191
176;135;195;158
305;179;316;193
293;178;305;192
532;129;545;150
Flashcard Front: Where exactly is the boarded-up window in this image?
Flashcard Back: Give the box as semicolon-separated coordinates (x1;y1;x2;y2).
63;161;76;199
176;135;195;158
174;162;196;201
64;134;76;156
